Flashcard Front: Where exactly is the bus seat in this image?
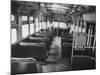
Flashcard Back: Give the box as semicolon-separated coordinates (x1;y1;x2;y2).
31;34;53;42
72;56;96;70
61;42;72;59
11;42;48;61
11;57;42;74
22;37;51;50
61;33;73;38
29;36;52;46
61;37;73;45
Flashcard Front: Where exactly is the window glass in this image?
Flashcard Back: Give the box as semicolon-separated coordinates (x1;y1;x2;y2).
30;24;34;34
50;23;53;27
36;26;39;32
79;27;82;32
38;22;42;30
70;24;76;33
82;28;86;32
52;21;58;28
47;21;50;28
30;17;33;20
22;24;29;38
35;18;39;32
75;25;79;32
22;16;28;21
83;13;96;22
59;22;67;29
35;18;38;26
11;29;17;44
11;15;15;22
42;22;47;29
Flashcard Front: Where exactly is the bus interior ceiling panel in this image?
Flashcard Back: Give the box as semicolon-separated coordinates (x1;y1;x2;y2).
11;0;96;74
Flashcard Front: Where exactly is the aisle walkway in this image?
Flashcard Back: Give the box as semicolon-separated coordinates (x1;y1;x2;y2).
42;37;71;72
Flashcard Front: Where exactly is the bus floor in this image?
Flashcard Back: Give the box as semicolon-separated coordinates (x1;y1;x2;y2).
42;37;72;72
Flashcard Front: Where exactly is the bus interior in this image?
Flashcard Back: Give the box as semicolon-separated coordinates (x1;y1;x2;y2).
11;0;96;74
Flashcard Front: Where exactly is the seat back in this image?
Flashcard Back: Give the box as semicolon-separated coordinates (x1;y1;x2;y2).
11;42;47;61
11;58;42;74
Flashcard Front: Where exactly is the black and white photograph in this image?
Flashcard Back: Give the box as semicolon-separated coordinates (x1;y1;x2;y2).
11;0;96;75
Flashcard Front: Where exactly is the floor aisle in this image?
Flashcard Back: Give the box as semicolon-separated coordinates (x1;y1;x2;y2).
42;37;71;72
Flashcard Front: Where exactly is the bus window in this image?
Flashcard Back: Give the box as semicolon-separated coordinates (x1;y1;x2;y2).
11;15;15;22
39;22;42;30
29;16;34;34
11;29;17;44
75;25;79;32
22;16;28;21
30;17;33;20
52;21;58;28
36;26;39;32
42;22;46;29
35;18;39;32
82;28;86;32
22;24;29;38
47;21;49;27
30;24;34;34
70;24;76;33
59;22;67;29
79;27;82;32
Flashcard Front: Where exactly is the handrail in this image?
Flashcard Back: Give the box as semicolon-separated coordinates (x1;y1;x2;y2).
19;42;46;46
11;57;37;63
29;36;49;40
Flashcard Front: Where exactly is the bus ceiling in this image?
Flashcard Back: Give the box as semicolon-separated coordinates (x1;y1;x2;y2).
11;1;96;22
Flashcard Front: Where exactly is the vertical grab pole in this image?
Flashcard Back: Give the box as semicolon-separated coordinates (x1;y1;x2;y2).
38;17;39;32
41;17;43;30
34;17;36;33
57;21;59;36
87;25;90;46
71;33;75;65
28;16;30;35
89;28;93;48
57;18;60;37
17;15;22;41
93;36;96;51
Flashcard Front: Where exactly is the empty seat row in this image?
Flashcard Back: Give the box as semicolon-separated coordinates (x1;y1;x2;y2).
61;42;72;60
11;29;54;74
61;33;73;58
11;30;54;61
11;57;42;74
12;42;48;61
35;31;53;41
61;33;73;38
22;37;51;51
30;35;52;45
